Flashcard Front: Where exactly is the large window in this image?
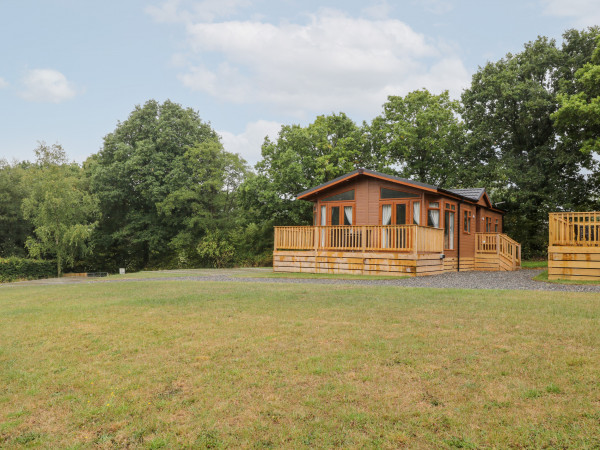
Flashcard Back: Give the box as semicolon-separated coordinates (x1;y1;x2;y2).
444;203;456;249
322;190;354;202
427;202;440;228
380;188;420;199
381;202;410;225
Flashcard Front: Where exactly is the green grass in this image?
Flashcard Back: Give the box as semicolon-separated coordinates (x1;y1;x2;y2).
533;270;600;285
522;260;548;269
1;281;600;447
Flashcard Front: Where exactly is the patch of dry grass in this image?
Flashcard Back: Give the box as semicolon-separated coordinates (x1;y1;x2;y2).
1;281;599;448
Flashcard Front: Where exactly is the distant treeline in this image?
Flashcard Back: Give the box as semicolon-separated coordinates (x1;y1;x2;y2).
1;28;599;275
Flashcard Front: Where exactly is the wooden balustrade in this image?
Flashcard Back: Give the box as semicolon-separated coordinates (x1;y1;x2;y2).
476;232;521;267
549;212;600;247
274;225;444;253
476;233;498;253
416;226;444;253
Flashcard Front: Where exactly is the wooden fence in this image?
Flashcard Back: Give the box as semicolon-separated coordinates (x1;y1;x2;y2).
274;225;444;253
549;212;600;247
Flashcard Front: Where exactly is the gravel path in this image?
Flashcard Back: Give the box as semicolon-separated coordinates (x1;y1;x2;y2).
4;268;600;293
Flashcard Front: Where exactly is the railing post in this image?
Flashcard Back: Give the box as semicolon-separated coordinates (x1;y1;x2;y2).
414;226;418;255
361;226;366;251
496;234;500;255
314;226;318;251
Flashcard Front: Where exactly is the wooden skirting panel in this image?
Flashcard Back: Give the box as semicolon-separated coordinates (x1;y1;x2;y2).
274;251;517;277
548;246;600;281
273;250;449;277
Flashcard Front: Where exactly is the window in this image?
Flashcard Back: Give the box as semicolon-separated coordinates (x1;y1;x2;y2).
381;204;392;225
413;202;420;225
485;217;492;233
395;204;406;225
331;206;340;225
322;190;354;202
344;206;353;226
381;188;420;199
427;202;440;228
495;219;499;232
444;203;456;249
320;205;326;226
463;211;471;234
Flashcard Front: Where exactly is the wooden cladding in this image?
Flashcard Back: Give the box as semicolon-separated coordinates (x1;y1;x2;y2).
549;212;600;247
274;225;444;253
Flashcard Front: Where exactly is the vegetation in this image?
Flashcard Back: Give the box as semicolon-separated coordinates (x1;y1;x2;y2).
0;257;55;282
1;281;600;447
533;270;600;285
1;28;599;273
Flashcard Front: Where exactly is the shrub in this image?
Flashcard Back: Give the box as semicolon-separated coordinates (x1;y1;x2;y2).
0;257;55;282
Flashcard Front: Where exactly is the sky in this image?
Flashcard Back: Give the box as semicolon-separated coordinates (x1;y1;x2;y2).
1;0;599;166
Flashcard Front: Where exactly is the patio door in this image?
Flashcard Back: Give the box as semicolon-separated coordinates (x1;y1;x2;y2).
381;201;409;248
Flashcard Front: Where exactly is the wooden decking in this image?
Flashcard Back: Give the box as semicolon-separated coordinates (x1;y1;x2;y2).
273;226;520;276
548;212;600;281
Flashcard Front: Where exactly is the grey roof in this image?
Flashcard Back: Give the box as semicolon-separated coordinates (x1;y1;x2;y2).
445;188;486;202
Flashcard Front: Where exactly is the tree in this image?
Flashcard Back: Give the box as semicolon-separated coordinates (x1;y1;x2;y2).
370;89;469;187
0;160;32;257
86;99;248;270
157;139;249;264
22;143;99;276
461;29;600;257
239;113;378;228
552;36;600;172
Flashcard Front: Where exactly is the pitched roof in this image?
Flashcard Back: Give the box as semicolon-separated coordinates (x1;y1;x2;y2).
445;188;486;202
296;168;438;199
296;168;503;211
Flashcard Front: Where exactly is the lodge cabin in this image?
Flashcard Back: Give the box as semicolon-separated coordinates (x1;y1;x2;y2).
273;168;521;276
548;212;600;281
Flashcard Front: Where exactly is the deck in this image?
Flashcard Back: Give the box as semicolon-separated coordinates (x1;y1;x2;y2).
548;212;600;281
274;225;520;276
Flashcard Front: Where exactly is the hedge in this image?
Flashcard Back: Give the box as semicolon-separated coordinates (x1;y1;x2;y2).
0;257;55;283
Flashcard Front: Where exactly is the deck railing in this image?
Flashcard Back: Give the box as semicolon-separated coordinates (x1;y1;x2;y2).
549;212;600;247
476;232;521;266
274;225;444;253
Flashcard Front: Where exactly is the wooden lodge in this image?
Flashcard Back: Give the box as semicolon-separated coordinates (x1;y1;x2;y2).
548;212;600;281
273;169;521;277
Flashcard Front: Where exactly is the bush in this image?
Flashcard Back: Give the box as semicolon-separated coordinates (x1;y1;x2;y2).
0;257;55;282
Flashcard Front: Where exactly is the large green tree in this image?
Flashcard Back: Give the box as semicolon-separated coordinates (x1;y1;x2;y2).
461;28;600;257
0;160;32;257
86;99;247;270
371;89;469;187
552;36;600;172
22;143;99;276
239;113;378;229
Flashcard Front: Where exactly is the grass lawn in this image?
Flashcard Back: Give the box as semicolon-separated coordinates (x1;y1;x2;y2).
533;270;600;285
522;260;548;269
1;282;600;448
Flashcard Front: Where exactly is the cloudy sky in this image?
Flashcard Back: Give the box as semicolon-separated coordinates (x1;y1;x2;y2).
1;0;599;165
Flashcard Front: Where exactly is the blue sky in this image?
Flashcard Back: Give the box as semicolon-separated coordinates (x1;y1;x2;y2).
1;0;599;165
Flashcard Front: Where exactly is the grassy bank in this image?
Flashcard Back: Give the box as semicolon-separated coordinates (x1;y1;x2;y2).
1;281;599;447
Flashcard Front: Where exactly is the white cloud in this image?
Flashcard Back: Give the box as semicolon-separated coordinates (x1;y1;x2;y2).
149;4;470;118
542;0;600;26
0;77;8;89
219;120;281;164
19;69;76;103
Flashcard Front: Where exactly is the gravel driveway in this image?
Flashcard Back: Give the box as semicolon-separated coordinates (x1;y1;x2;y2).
5;268;600;293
